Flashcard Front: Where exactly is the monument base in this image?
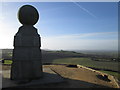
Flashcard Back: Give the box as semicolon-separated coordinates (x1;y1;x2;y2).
2;67;65;88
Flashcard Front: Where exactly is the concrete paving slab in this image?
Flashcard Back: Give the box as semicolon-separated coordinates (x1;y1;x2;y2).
2;67;65;88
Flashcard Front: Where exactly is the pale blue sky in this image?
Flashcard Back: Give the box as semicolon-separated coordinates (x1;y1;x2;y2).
0;2;118;50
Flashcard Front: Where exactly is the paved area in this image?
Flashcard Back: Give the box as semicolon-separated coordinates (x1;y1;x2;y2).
2;67;64;88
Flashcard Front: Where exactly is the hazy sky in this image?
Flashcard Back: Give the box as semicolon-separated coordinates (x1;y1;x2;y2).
0;2;118;50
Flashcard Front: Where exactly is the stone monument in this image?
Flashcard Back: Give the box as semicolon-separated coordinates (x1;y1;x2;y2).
11;5;43;81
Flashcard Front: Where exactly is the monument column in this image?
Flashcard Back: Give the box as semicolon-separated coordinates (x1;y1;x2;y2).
11;5;43;81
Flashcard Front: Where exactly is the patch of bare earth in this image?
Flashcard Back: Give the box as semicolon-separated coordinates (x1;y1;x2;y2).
1;64;119;88
43;65;119;88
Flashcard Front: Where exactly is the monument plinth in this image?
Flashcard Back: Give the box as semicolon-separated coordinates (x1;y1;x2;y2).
11;5;43;81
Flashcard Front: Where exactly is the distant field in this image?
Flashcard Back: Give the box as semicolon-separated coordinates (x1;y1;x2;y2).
75;50;118;58
52;57;119;72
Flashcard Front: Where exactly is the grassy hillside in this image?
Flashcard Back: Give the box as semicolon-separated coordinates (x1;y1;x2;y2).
52;57;119;72
42;50;85;63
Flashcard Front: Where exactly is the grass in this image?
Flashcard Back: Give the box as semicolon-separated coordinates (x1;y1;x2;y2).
52;57;119;72
4;60;12;64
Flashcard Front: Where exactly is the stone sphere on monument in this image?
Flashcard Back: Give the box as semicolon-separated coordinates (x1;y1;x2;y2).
18;5;39;25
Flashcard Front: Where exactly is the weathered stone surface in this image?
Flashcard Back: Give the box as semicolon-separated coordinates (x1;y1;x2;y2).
3;67;64;88
11;5;42;81
18;5;39;25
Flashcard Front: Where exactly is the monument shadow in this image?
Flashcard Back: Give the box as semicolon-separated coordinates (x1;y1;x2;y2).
2;72;110;89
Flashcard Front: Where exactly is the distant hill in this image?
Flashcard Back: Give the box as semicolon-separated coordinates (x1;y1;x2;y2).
42;50;85;63
74;50;118;58
0;49;118;62
0;49;85;61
